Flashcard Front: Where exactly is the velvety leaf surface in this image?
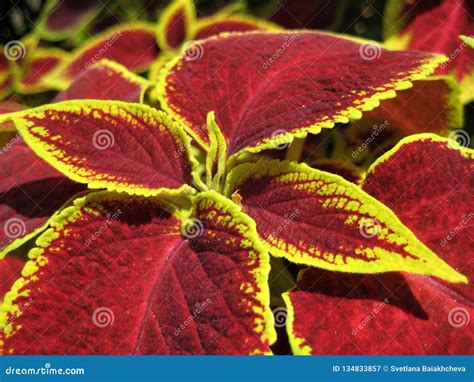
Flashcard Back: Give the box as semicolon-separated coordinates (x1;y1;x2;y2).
156;0;194;51
0;138;84;256
11;101;195;197
0;191;275;355
16;49;69;93
54;60;149;102
56;24;157;85
0;255;24;301
225;159;465;283
37;0;99;41
284;268;473;354
356;76;462;135
387;0;474;103
363;134;474;301
159;31;445;157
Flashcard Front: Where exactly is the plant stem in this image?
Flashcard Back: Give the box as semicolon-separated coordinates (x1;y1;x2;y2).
285;137;305;162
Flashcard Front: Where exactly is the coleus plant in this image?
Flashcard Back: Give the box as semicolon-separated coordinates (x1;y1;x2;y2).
384;0;473;103
12;0;277;98
0;31;472;355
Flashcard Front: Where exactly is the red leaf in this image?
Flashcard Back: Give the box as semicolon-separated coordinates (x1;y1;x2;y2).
54;60;149;102
383;0;442;38
225;159;465;282
37;0;99;41
362;134;474;301
284;268;473;354
0;138;84;256
0;255;24;300
0;192;275;354
159;32;445;157
16;49;69;93
11;101;196;197
156;0;194;51
355;77;462;136
387;0;474;103
57;24;158;84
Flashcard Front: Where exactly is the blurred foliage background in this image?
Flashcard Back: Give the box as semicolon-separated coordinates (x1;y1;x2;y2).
0;0;471;140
